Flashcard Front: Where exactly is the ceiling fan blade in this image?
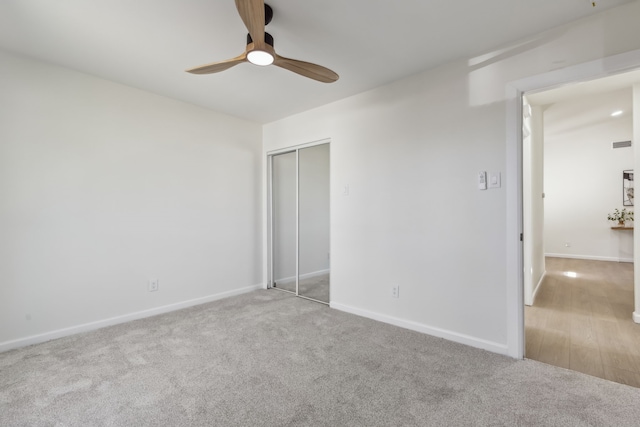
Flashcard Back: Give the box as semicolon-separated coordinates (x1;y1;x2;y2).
274;55;339;83
186;52;248;74
235;0;265;47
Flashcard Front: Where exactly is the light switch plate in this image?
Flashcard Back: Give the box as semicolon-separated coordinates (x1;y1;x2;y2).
489;172;501;189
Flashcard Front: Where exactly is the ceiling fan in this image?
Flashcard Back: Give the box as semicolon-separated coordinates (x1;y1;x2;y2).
186;0;339;83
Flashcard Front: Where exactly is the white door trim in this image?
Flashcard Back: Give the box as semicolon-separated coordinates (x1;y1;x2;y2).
266;138;331;156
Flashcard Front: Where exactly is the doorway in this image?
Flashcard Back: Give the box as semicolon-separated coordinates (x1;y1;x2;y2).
268;142;330;304
521;70;639;386
505;49;640;359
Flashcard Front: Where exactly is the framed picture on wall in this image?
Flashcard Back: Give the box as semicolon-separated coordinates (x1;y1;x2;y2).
623;169;634;206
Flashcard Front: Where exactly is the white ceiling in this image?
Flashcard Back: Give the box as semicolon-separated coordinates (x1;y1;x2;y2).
538;87;632;137
526;68;640;133
0;0;635;123
527;69;640;106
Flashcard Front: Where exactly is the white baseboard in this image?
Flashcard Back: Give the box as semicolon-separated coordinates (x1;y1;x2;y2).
0;284;262;353
330;302;508;356
524;270;546;307
275;269;330;285
545;253;633;263
531;270;546;305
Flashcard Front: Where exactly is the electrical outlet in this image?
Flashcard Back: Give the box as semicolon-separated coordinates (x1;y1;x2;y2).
149;279;159;292
391;285;399;298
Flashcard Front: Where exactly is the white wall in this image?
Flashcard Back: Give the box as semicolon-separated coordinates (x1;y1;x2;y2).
531;106;546;302
544;88;633;262
523;101;546;306
0;51;263;349
263;2;640;354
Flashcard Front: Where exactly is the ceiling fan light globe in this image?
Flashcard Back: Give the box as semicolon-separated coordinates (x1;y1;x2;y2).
247;50;274;66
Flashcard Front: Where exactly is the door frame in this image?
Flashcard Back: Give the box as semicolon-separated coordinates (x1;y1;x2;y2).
266;138;331;304
506;49;640;359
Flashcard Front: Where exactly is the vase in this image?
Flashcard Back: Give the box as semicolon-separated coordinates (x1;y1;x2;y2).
618;220;625;227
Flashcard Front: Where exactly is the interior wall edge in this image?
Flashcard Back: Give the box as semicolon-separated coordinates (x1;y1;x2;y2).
0;284;263;354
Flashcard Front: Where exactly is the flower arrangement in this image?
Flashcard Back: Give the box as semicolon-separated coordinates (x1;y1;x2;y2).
607;208;634;225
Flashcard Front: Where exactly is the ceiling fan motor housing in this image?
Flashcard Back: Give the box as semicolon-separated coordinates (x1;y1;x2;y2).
264;4;273;25
247;32;274;47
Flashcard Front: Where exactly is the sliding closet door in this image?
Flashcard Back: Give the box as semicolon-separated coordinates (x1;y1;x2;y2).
298;144;330;303
272;152;297;294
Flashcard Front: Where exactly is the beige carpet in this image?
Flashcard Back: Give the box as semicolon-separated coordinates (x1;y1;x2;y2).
2;289;640;426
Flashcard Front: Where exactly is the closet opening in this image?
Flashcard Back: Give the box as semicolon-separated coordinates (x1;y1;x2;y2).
267;141;330;304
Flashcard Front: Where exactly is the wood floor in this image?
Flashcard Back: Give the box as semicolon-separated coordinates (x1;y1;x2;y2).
525;257;640;387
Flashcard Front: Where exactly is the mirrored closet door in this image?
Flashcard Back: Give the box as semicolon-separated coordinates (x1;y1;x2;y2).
269;142;330;304
271;151;297;295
